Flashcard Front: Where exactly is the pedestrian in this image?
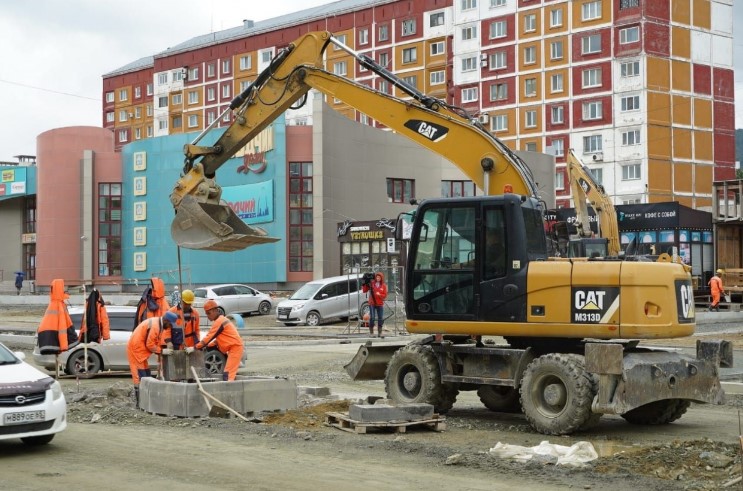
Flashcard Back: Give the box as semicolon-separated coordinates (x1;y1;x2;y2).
362;272;388;337
709;269;725;312
168;289;200;350
134;277;170;326
189;299;243;381
14;271;23;295
170;285;181;307
127;311;177;405
78;288;110;344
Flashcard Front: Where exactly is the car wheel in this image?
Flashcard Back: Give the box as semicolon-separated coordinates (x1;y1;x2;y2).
204;349;226;376
65;349;103;375
305;311;322;326
21;434;55;445
359;303;370;320
217;307;226;317
258;301;271;315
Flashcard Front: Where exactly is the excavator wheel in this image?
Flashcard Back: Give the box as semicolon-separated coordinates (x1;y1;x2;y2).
621;399;691;425
477;385;521;413
520;353;598;435
385;344;458;414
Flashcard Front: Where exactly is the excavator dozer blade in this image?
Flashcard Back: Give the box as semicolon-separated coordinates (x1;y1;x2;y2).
344;343;406;381
172;195;279;252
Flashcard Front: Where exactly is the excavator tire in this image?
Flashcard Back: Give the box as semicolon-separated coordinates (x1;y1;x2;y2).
520;353;597;435
621;399;691;425
477;385;521;413
385;344;458;414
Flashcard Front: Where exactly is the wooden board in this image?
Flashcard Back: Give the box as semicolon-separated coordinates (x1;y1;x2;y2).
325;412;446;434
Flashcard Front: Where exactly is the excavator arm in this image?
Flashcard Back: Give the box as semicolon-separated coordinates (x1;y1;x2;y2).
566;149;620;256
170;31;541;251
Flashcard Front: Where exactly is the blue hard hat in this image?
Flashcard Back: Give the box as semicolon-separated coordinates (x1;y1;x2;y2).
163;311;178;324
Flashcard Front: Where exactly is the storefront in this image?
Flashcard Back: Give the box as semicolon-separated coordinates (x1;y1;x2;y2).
337;219;404;290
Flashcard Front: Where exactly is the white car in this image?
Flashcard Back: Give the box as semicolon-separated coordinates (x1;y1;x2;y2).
32;306;245;376
192;284;273;316
276;275;369;326
0;341;67;445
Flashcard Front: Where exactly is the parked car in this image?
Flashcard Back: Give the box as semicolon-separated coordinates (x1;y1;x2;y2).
192;284;273;317
32;306;245;376
0;341;67;445
276;275;369;326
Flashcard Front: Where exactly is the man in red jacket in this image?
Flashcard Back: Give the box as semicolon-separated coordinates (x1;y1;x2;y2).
362;272;388;337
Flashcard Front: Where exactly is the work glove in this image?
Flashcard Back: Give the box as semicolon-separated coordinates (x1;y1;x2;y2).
185;347;195;354
161;348;174;356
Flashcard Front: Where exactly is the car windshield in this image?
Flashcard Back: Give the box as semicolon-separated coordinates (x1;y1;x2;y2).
0;343;19;365
290;283;321;300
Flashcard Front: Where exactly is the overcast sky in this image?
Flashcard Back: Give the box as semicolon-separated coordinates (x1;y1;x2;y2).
0;0;742;162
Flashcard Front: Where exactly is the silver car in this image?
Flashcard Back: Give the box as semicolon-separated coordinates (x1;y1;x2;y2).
32;306;243;376
276;275;369;326
192;284;273;316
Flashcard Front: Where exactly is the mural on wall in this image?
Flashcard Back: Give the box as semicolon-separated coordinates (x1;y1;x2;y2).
0;167;27;196
220;180;274;224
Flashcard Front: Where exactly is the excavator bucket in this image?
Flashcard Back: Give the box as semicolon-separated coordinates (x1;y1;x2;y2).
172;195;279;252
344;342;405;381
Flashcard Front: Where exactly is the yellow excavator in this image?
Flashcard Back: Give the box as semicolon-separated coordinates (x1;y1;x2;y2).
169;31;731;435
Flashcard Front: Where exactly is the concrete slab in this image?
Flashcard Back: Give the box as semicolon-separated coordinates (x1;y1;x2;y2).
299;386;331;397
348;402;434;423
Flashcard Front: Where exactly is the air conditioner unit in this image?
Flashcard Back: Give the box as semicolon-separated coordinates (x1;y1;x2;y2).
592;153;604;162
478;114;490;124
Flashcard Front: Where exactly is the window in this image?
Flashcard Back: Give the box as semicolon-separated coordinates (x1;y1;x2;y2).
261;51;272;63
289;162;314;272
524;14;536;32
524;46;536;64
430;12;445;27
461;56;478;72
551;73;563;93
582;1;602;21
402;47;417;64
359;28;369;44
583;134;603;152
147;125;153;137
582;34;601;54
135;107;141;118
379;80;390;94
461;0;477;10
207;87;215;101
442;180;476;197
172;93;182;105
461;87;478;102
525;110;537;127
402;19;416;36
620;26;640;44
524;78;537;96
135;128;141;140
621;95;640;111
118;130;128;143
158;96;168;108
622;129;641;145
379;24;389;41
105;92;114;103
462;26;478;40
119;89;128;101
222;84;230;98
172;70;184;82
550;8;563;27
188;114;198;128
622;163;641;180
240;55;252;70
240;80;251;92
525;142;537;152
555;170;565;190
491;0;506;6
172;116;182;129
207;63;215;77
146;104;153;117
551;105;564;123
620;0;640;8
622;197;642;204
146;83;153;96
552;139;565;156
490;20;507;39
157;73;168;85
430;70;445;85
621;60;640;77
188;91;198;104
582;68;602;88
221;59;230;74
106;112;114;123
431;41;445;56
589;167;603;184
493;114;508;131
158;119;168;130
402;75;418;88
582;101;603;120
387;178;415;203
490;51;506;69
550;41;563;60
379;52;389;67
334;61;347;75
207;111;216;124
491;83;508;101
97;183;122;277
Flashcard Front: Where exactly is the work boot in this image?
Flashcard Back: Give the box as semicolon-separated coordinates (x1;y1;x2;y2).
134;386;140;407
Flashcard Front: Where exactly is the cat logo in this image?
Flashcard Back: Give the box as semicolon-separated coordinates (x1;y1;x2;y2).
675;280;695;323
571;287;619;324
403;120;449;143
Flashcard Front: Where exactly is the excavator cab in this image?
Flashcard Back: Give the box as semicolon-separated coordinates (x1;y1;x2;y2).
568;237;608;259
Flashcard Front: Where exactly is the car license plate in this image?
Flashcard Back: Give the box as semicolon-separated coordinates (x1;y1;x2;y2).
3;410;45;425
280;314;288;319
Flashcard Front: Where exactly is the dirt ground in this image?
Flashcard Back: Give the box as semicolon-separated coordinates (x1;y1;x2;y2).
3;307;743;490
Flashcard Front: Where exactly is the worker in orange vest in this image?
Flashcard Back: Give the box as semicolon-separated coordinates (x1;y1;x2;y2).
709;269;725;312
134;277;170;326
168;289;200;349
127;311;177;404
188;300;243;381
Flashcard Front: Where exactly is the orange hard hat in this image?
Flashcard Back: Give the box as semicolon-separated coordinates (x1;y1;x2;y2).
203;299;219;312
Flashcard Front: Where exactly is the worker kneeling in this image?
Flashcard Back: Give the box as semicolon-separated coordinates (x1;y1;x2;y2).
127;311;177;404
189;299;244;381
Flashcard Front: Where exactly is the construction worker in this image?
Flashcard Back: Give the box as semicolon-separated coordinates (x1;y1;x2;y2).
134;277;170;326
189;299;244;381
168;289;200;349
78;288;110;344
37;279;78;355
127;311;177;404
709;269;725;312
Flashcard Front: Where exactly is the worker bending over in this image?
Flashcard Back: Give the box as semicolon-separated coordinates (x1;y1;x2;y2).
127;311;177;404
188;300;243;381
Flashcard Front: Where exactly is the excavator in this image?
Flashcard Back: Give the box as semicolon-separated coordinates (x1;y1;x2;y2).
169;31;731;435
